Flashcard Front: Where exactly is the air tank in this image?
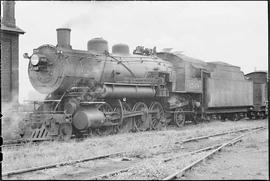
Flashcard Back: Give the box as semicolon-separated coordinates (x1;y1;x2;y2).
87;37;108;53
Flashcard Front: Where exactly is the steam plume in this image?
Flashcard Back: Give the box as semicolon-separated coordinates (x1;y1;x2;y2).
62;13;93;29
2;94;24;140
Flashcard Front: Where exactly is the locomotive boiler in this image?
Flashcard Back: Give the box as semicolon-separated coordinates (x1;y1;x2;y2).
20;28;175;140
19;28;268;141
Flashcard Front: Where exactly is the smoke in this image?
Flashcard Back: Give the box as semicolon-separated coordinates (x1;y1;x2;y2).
2;90;47;140
1;94;25;140
27;90;46;101
62;13;93;29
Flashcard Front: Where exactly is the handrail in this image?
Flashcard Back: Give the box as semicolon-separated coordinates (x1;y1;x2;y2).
80;101;105;105
104;82;152;86
23;100;61;103
53;91;67;112
105;51;136;78
28;111;65;114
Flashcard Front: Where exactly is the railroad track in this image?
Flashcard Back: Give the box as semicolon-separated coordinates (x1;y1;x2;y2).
0;123;260;149
89;126;266;180
163;127;266;180
1;139;52;148
1;134;93;149
2;125;265;179
1;140;29;148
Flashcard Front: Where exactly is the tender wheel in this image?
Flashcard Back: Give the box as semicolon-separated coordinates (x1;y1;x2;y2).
247;110;254;120
114;102;134;133
97;103;117;135
133;102;149;132
259;112;265;119
233;113;240;121
174;108;185;127
149;101;165;130
262;112;267;119
59;122;72;141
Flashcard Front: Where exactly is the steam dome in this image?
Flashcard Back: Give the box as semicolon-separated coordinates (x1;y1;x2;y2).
87;37;108;53
112;43;130;54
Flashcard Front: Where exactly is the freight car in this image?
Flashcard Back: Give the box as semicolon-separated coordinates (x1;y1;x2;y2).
245;71;268;119
19;28;267;141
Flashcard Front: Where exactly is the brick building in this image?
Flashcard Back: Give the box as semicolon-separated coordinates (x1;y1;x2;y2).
1;1;25;106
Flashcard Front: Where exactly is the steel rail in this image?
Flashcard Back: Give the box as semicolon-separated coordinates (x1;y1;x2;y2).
1;126;262;149
1;140;32;148
89;166;135;180
88;126;266;180
150;126;264;151
2;126;265;177
88;143;223;180
2;138;53;148
152;126;261;161
1;143;27;148
179;126;263;143
180;126;264;144
2;151;125;177
162;126;266;180
163;142;223;163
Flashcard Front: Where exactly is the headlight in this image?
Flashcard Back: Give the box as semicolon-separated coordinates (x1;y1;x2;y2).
30;54;39;65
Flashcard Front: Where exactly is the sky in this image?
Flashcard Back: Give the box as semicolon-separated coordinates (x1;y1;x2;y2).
1;1;268;103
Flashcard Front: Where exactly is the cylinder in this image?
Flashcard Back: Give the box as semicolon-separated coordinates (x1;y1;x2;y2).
87;37;108;53
102;85;156;98
112;44;130;54
56;28;72;49
73;108;106;130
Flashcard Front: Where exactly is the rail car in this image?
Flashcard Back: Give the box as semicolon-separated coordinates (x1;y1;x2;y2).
245;71;268;119
19;28;268;141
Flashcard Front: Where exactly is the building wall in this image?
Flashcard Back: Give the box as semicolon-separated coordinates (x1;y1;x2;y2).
1;31;19;103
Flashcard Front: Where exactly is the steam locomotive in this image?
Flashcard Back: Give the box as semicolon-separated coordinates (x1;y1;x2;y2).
20;28;268;141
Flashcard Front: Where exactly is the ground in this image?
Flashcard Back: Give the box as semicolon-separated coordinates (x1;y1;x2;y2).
183;128;268;180
2;118;268;180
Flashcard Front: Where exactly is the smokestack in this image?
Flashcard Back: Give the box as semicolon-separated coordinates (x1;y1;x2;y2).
2;1;16;27
56;28;72;49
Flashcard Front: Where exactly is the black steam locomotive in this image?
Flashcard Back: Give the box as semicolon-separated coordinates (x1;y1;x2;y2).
20;28;268;141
